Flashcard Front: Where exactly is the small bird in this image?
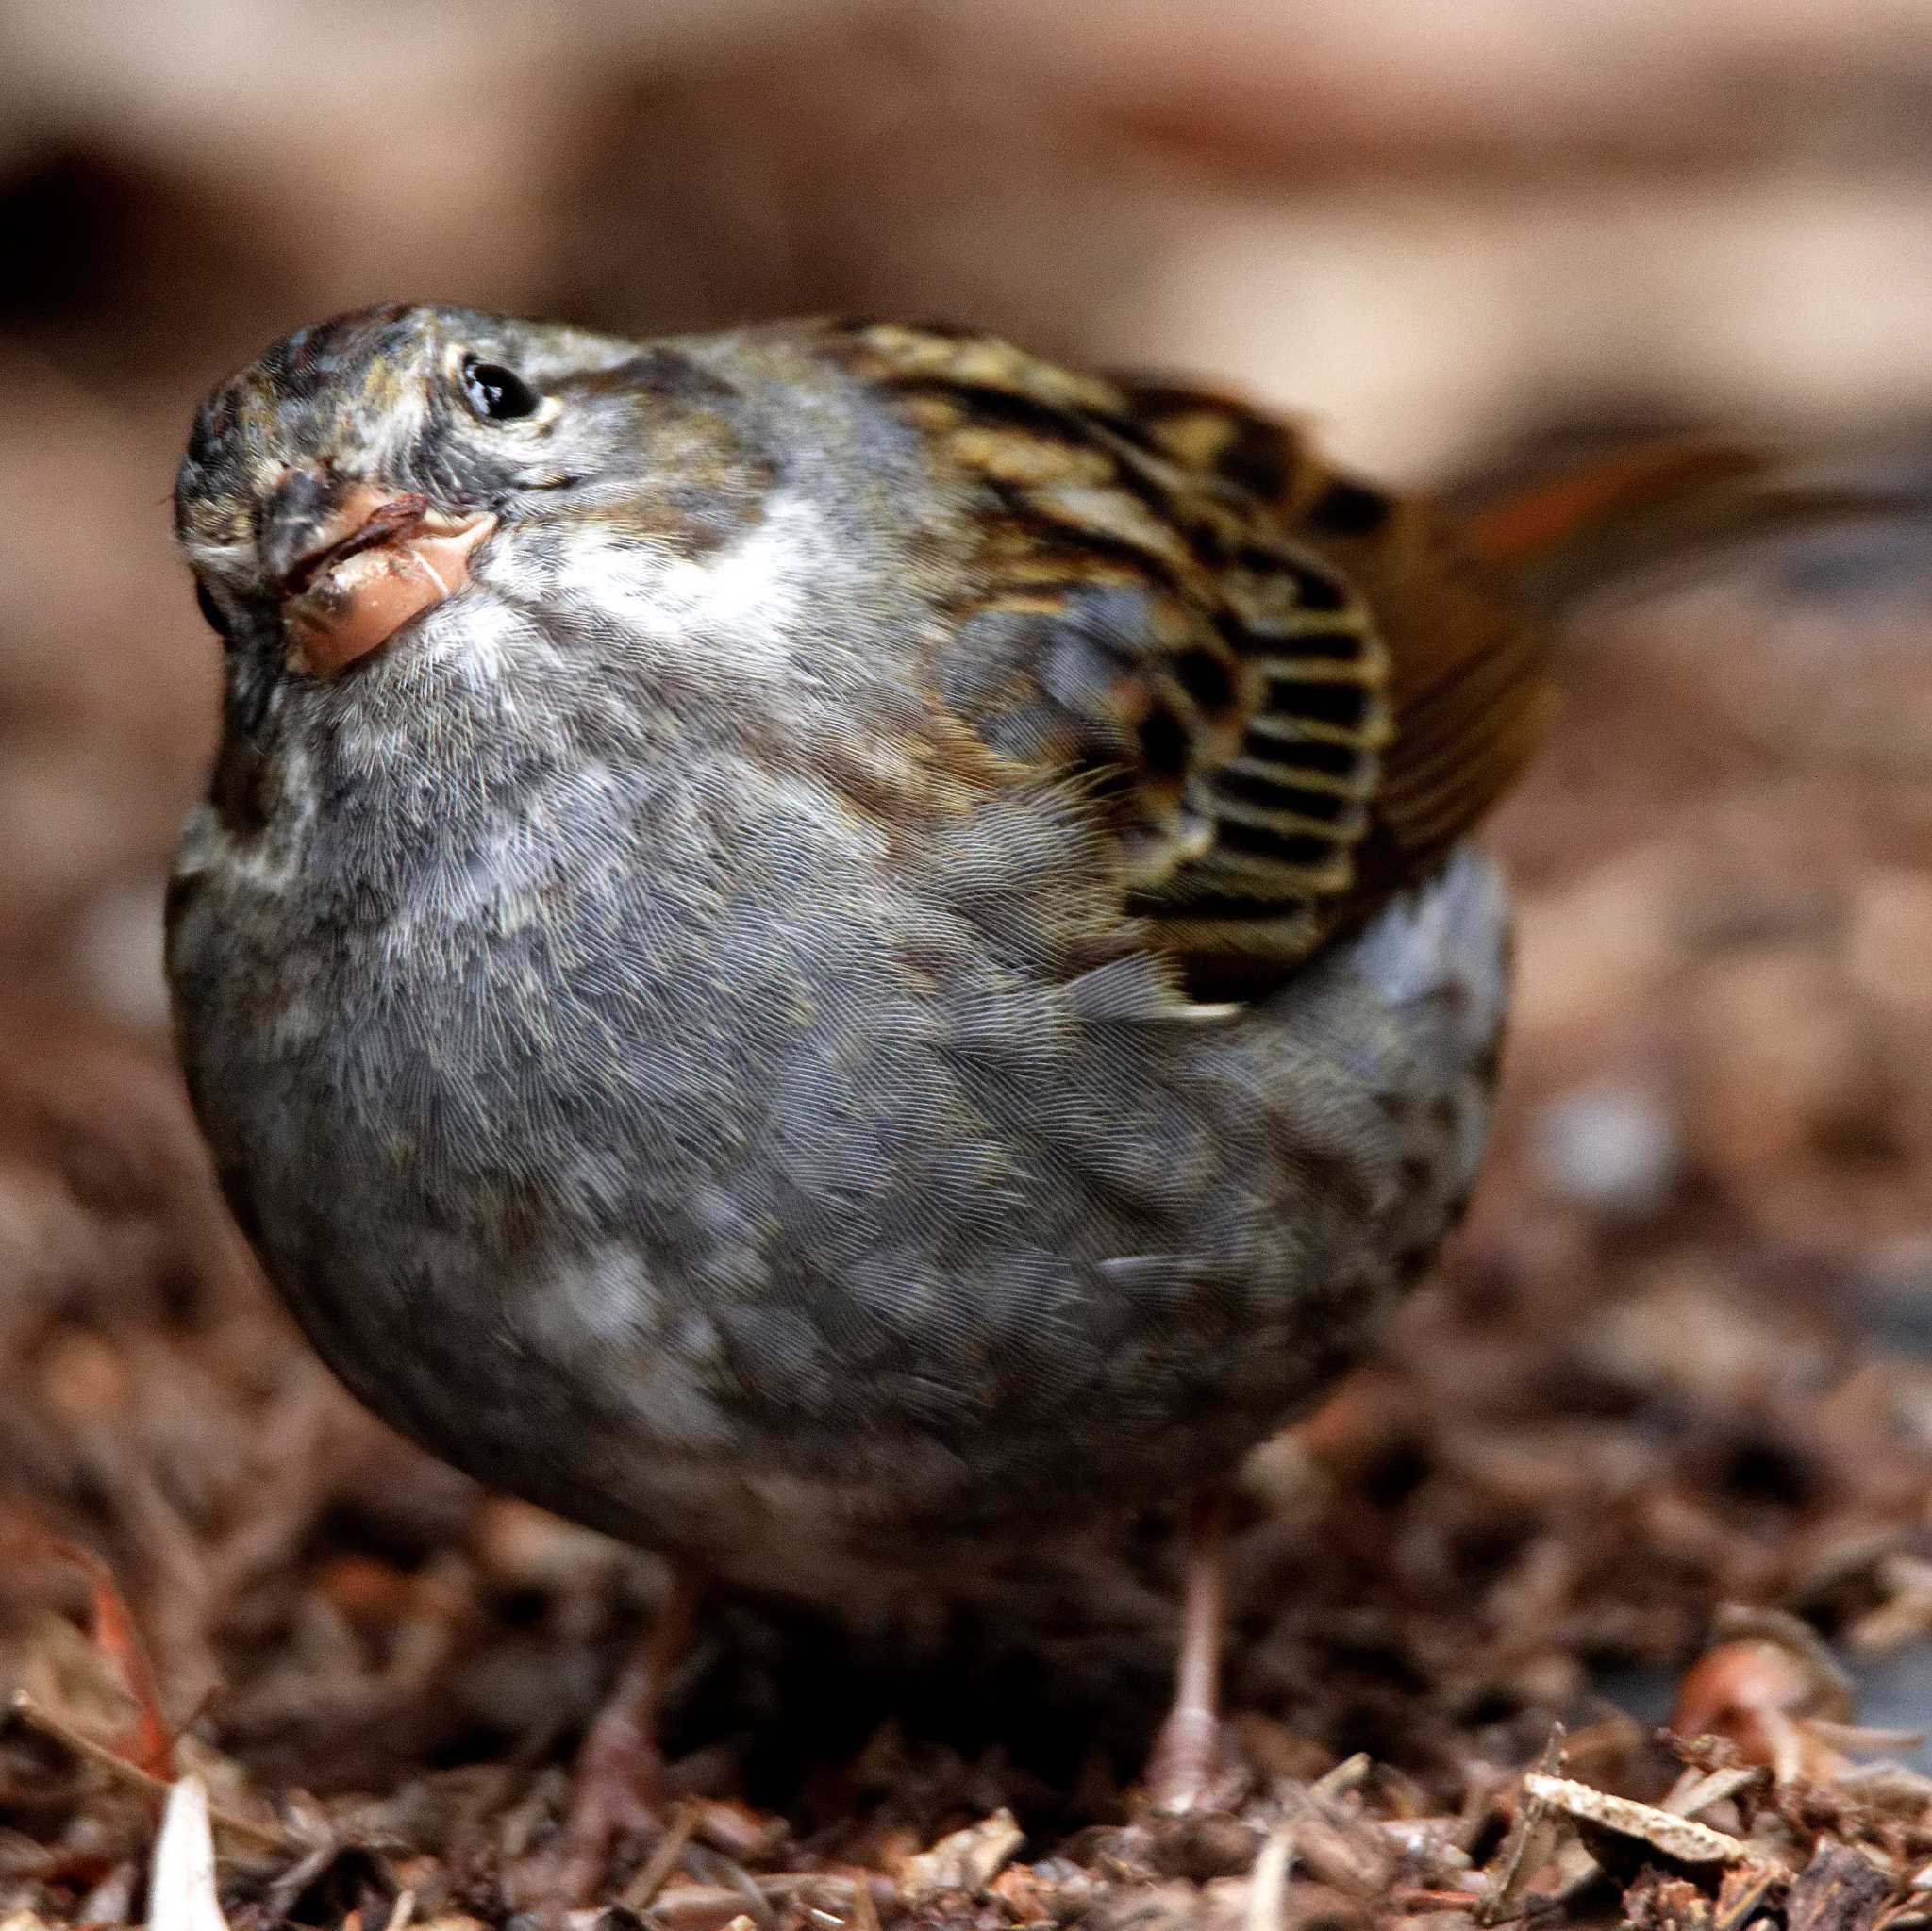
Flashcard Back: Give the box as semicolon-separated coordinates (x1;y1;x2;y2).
166;304;1794;1882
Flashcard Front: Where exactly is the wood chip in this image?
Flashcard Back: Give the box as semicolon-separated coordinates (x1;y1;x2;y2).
1714;1859;1784;1931
1520;1774;1769;1870
1786;1845;1893;1931
1625;1869;1713;1931
618;1804;699;1914
1310;1754;1373;1802
1477;1728;1566;1925
1273;1782;1393;1897
897;1810;1025;1900
148;1775;228;1931
1660;1765;1763;1820
1244;1827;1295;1931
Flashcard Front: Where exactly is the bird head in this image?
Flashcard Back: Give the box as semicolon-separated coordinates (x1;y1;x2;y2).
176;303;776;681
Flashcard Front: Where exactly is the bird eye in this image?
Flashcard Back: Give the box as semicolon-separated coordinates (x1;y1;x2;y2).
460;356;541;422
194;578;229;637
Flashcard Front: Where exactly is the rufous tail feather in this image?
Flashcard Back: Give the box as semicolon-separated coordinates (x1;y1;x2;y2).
1463;440;1904;615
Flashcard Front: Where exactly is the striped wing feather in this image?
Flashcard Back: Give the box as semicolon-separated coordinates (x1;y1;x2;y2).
833;325;1555;992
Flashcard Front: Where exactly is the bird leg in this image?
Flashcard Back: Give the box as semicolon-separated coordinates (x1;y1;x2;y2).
1144;1481;1230;1812
558;1566;703;1905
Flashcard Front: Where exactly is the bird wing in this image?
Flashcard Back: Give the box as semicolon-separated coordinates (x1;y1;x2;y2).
834;323;1555;995
1111;374;1561;965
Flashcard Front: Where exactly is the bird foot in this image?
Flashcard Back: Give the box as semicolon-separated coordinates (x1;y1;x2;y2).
557;1708;666;1904
1144;1703;1224;1814
1141;1481;1232;1815
555;1571;702;1906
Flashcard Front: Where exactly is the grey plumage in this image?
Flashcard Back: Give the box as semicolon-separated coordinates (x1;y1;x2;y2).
168;304;1524;1602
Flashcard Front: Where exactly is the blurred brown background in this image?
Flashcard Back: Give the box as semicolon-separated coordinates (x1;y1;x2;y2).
5;0;1932;1887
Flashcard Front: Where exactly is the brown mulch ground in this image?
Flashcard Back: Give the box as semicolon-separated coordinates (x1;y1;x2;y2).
2;541;1931;1931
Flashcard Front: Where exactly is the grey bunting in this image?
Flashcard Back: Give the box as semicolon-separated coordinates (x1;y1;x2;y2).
167;304;1796;1889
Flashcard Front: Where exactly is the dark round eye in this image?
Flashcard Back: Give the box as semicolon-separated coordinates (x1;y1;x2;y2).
460;356;541;422
194;578;229;638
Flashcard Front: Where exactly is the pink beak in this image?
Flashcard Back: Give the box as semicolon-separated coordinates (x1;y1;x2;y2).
265;474;496;677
